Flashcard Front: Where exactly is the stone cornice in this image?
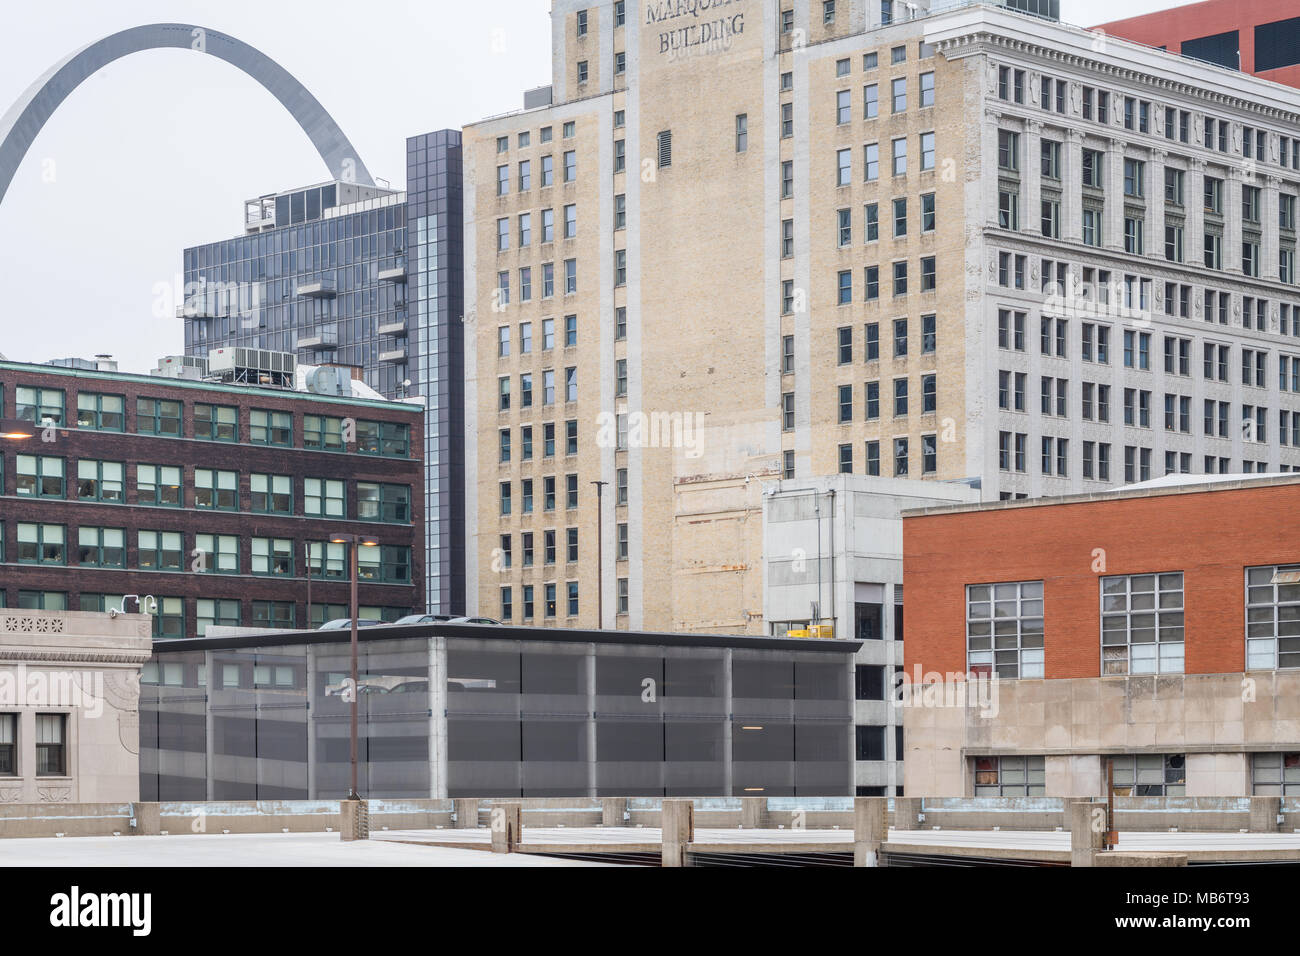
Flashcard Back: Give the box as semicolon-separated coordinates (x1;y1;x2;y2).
934;30;1300;125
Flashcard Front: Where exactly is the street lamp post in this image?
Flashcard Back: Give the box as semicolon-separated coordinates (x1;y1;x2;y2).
329;533;379;800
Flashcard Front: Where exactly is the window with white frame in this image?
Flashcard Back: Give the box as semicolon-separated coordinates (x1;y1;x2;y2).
1245;564;1300;669
1100;573;1184;675
1252;752;1300;795
966;581;1044;679
974;755;1044;796
1111;753;1185;796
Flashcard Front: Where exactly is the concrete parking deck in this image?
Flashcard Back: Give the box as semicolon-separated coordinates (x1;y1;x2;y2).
375;825;1300;864
0;832;615;867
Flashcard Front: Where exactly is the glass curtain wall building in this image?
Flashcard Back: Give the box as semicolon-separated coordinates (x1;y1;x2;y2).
182;130;465;613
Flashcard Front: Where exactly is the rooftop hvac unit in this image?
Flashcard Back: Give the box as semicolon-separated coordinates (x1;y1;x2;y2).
206;347;296;387
153;355;209;379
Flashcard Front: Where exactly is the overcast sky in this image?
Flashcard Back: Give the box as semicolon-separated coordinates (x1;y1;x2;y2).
0;0;1187;373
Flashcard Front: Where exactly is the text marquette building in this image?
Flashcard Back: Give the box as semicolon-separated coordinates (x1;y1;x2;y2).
464;0;1300;633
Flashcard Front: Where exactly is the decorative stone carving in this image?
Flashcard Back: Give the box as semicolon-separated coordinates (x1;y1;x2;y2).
0;789;21;803
37;787;72;803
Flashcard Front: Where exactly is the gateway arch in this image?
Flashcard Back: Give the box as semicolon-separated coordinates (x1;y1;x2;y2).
0;23;374;204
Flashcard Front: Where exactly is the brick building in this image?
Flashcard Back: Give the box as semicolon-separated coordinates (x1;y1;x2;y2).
901;473;1300;797
0;358;424;638
1096;0;1300;90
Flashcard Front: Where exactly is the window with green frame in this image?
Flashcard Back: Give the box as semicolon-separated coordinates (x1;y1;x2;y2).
252;600;295;629
307;541;347;579
137;464;182;506
356;420;410;457
356;482;411;523
197;598;241;635
80;593;128;614
17;523;65;565
194;403;238;442
16;386;64;425
153;596;185;639
16;455;64;497
309;602;348;627
138;530;183;571
75;392;125;431
18;590;66;610
250;409;293;446
358;545;411;584
250;474;293;514
304;477;345;517
194;469;238;510
77;527;126;568
251;537;294;576
137;397;182;436
303;414;345;451
76;460;125;503
194;533;239;573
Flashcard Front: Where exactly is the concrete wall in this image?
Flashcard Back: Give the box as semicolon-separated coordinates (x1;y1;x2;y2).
0;610;152;804
904;671;1300;796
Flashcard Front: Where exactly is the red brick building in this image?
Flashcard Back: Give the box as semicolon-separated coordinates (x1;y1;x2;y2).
899;475;1300;797
0;358;424;638
1096;0;1300;90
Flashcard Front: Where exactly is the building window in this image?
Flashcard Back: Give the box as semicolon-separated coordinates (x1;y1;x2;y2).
17;454;64;498
1246;565;1300;669
0;714;15;776
194;403;238;442
303;414;344;451
1111;754;1185;796
138;530;183;571
195;468;238;510
16;386;64;425
250;473;293;515
1101;573;1185;675
1251;752;1300;795
974;756;1045;796
138;464;181;507
250;409;292;447
35;714;66;777
75;392;124;431
137;397;181;436
967;581;1044;679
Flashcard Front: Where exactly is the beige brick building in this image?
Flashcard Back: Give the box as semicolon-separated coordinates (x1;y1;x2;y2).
464;0;1300;647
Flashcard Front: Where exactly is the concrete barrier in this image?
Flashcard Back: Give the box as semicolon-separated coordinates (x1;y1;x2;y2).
1069;800;1106;867
1095;852;1188;867
490;802;522;853
854;797;888;867
661;799;694;867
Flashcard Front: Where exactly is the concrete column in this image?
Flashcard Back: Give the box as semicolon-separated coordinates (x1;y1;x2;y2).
1263;176;1282;281
586;650;598;798
340;799;369;842
454;798;479;829
984;108;1003;228
741;796;769;829
893;796;922;831
853;796;888;867
722;649;733;797
134;802;161;836
1023;120;1042;239
429;636;448;798
1225;167;1243;274
1186;160;1206;273
1063;130;1083;242
661;798;694;867
1069;799;1105;867
1105;140;1126;251
1249;795;1282;833
490;801;522;853
1148;149;1166;264
601;797;627;827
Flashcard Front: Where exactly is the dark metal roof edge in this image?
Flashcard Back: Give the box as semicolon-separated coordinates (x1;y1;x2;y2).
151;622;862;655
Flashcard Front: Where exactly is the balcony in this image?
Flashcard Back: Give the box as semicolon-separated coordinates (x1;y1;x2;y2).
378;258;407;284
296;276;337;299
377;319;408;337
378;346;408;364
298;325;339;350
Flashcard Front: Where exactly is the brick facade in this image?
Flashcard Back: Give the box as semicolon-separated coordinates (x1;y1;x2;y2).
0;360;424;636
